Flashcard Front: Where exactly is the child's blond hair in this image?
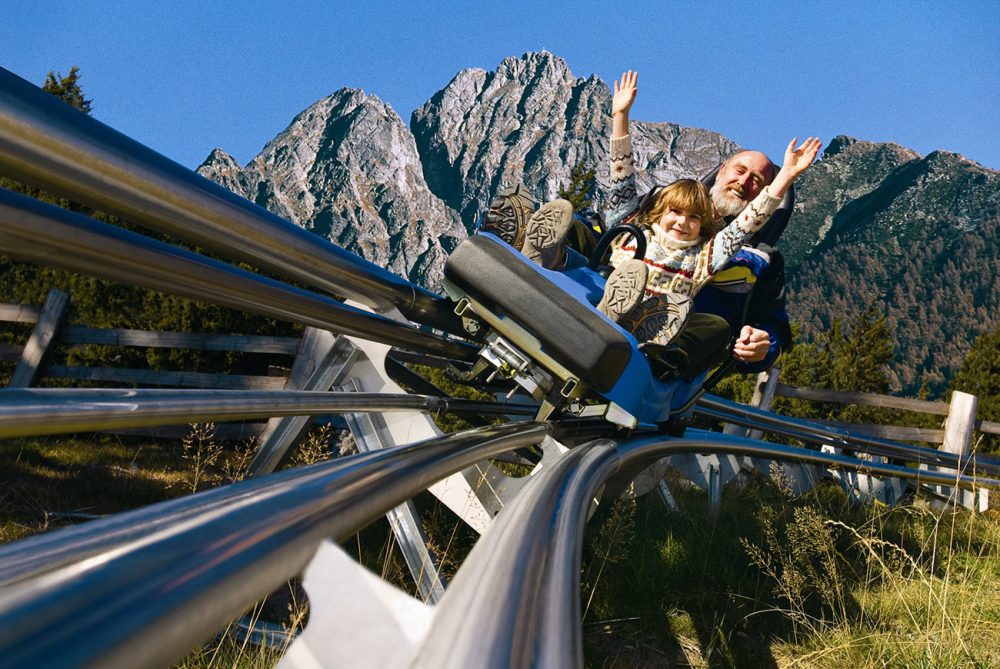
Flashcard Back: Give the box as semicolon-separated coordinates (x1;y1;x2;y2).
640;179;716;238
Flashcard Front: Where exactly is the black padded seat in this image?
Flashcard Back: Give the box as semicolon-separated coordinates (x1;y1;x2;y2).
444;236;631;393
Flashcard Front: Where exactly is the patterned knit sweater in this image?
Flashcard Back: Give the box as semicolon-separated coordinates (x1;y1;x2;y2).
607;134;782;297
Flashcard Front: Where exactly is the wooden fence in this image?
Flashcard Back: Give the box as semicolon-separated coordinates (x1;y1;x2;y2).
727;365;996;511
1;288;303;439
4;289;998;466
730;365;1000;444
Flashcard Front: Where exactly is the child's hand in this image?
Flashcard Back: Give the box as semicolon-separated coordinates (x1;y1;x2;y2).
612;70;638;117
781;137;822;180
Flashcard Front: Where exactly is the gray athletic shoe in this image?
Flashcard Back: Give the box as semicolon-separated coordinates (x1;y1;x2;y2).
619;292;693;346
522;199;573;269
480;183;537;248
597;259;648;323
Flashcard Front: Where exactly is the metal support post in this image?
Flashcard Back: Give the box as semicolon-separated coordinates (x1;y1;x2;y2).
249;330;359;476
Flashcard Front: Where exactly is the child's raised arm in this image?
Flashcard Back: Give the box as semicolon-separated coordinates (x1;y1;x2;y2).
611;70;638;139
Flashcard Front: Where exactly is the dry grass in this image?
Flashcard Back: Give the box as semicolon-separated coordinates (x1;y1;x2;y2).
580;472;1000;668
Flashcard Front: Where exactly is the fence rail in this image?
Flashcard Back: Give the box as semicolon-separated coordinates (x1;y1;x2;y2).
733;366;1000;443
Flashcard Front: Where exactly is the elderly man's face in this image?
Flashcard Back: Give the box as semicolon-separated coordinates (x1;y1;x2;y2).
711;151;773;217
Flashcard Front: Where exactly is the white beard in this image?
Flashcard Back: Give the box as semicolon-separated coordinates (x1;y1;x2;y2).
710;181;747;217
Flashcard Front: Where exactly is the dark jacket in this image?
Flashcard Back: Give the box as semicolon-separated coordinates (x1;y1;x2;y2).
693;242;792;373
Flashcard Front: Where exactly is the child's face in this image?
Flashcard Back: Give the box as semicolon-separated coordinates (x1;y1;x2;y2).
657;207;702;242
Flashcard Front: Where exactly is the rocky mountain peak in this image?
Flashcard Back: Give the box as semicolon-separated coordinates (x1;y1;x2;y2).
198;148;249;198
411;51;737;228
495;50;571;78
822;135;858;157
197;86;463;287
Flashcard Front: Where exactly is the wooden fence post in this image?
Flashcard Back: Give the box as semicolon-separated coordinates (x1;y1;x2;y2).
938;390;987;511
747;366;780;441
9;288;69;388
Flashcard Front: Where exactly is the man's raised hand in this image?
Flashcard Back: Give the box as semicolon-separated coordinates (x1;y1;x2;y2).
782;137;822;179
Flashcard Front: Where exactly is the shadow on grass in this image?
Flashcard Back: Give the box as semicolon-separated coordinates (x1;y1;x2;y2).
0;434;186;539
579;473;890;668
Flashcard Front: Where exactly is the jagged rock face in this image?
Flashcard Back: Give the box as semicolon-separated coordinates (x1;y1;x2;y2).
198;89;463;288
782;136;920;266
787;146;1000;393
198;148;256;199
411;51;739;229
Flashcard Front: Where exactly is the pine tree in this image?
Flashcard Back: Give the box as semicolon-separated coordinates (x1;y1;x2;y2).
42;66;92;114
828;301;894;395
557;161;596;213
776;303;899;424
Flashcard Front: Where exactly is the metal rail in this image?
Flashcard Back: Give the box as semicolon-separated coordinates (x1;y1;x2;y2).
698;394;1000;476
415;428;999;668
0;188;477;361
0;421;611;668
1;422;989;669
0;67;461;332
0;388;537;438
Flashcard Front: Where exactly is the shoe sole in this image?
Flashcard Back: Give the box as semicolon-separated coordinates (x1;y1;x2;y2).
598;259;648;323
481;184;535;247
522;199;573;268
620;293;693;345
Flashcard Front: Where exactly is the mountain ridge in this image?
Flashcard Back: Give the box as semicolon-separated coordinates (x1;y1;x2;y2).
196;51;999;394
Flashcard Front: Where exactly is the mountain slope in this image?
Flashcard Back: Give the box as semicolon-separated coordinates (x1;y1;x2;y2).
198;88;463;288
787;148;1000;392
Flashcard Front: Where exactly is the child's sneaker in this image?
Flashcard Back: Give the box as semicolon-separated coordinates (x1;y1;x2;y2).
597;259;648;323
480;183;536;249
619;292;693;346
522;199;573;269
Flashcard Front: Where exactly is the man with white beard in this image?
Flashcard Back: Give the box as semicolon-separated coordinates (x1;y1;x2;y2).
693;149;793;373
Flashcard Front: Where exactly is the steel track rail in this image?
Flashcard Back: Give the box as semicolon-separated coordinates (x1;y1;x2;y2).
0;420;612;668
0;188;477;361
0;388;536;438
698;394;1000;476
0;67;461;332
415;428;999;668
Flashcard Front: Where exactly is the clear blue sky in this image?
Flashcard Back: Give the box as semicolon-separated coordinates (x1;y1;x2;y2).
3;1;998;171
